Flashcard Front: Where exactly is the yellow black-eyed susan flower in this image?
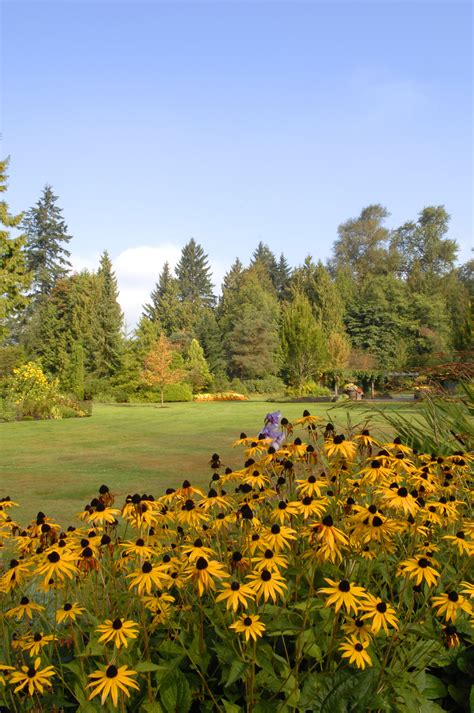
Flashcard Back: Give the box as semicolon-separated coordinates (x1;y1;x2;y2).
431;592;472;622
359;594;399;634
339;637;372;669
246;568;287;603
87;664;139;706
318;578;366;614
5;596;44;621
96;618;139;649
215;581;255;612
56;602;85;624
230;614;266;642
9;657;55;696
397;555;440;587
185;556;230;596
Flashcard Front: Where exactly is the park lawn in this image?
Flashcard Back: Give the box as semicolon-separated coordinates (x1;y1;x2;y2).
0;400;418;525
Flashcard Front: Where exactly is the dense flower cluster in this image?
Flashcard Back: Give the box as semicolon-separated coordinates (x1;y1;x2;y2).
0;413;472;711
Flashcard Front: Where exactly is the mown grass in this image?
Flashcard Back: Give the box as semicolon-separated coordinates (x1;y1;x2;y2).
1;400;418;524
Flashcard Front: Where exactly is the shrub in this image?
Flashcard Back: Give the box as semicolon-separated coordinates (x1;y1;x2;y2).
245;376;286;394
194;391;249;401
287;380;332;398
163;382;193;402
8;361;63;419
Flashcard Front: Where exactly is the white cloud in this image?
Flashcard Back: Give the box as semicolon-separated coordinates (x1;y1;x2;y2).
71;244;227;330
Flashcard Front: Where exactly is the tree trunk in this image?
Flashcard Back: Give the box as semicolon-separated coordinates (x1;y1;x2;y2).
160;387;164;408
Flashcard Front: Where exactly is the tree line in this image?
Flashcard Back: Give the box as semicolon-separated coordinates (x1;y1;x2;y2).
1;157;472;400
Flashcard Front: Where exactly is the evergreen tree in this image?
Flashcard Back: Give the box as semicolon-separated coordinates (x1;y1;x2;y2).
186;338;212;392
280;291;327;390
143;261;184;335
63;341;85;399
196;308;226;375
175;239;215;308
95;251;124;377
0;158;30;342
251;242;279;290
275;253;292;300
21;184;72;299
225;267;280;379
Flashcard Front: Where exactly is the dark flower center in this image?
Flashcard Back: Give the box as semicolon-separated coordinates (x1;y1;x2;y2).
20;596;29;605
47;551;60;563
376;602;387;613
456;531;465;539
322;515;333;527
261;570;271;581
278;501;287;510
355;619;364;628
27;667;36;678
196;557;208;571
64;603;72;611
355;643;363;652
33;633;42;642
372;516;383;527
142;562;152;573
271;524;280;534
232;552;243;562
106;665;118;678
302;496;313;506
264;550;274;559
230;581;240;591
243;617;252;626
397;487;408;497
112;618;123;629
371;460;380;468
417;558;429;568
448;591;459;602
338;580;350;592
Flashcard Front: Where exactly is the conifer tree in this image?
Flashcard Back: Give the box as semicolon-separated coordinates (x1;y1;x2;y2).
251;242;279;290
0;158;30;342
21;184;72;299
95;251;124;377
143;262;185;336
186;338;212;392
225;266;280;379
196;308;226;376
175;239;215;308
275;253;292;300
280;290;327;391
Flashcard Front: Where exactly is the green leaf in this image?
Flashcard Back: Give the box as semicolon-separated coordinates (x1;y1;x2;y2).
141;703;164;713
423;674;447;700
225;659;248;688
159;669;191;713
222;701;242;713
135;662;161;673
300;669;378;713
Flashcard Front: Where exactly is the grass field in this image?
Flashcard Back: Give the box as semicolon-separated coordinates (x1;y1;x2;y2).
1;400;418;525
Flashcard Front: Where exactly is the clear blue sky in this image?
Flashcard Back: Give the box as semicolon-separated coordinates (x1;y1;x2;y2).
1;0;472;324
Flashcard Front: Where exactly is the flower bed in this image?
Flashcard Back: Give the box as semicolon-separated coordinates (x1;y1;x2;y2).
0;413;472;711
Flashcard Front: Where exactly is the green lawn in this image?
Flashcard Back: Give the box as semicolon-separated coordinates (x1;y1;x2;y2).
1;400;417;525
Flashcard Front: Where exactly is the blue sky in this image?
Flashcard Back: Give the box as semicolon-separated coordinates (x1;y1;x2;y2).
1;0;472;325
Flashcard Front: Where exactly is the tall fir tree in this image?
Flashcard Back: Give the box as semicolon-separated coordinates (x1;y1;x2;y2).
95;251;124;377
143;262;186;336
175;239;215;309
251;242;279;290
0;158;30;342
275;253;292;300
224;266;280;379
21;184;72;300
196;308;226;376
